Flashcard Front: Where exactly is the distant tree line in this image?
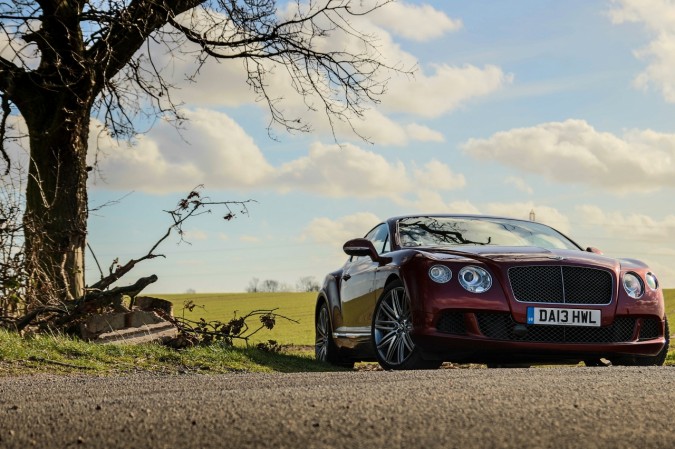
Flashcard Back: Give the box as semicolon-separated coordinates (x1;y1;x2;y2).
246;276;320;293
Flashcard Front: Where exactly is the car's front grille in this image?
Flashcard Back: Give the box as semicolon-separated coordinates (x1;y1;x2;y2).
638;318;661;341
436;312;466;335
508;265;613;305
476;313;636;343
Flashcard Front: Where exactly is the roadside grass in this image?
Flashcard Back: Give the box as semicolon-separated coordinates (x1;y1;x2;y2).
0;329;342;376
1;289;672;376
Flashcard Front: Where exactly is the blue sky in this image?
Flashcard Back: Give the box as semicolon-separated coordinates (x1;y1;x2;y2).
77;0;675;292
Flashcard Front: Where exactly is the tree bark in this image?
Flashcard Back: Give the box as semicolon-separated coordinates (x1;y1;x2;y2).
22;104;90;302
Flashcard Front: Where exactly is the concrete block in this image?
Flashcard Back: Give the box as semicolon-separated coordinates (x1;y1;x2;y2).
80;310;178;344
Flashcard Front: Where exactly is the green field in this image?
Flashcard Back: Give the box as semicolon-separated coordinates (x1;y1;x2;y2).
665;288;675;320
158;292;317;346
160;289;675;363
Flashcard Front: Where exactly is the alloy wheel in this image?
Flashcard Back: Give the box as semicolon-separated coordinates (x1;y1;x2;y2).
373;286;415;366
315;305;330;361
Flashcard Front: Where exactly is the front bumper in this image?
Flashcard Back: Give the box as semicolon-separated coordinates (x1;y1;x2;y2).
411;311;667;363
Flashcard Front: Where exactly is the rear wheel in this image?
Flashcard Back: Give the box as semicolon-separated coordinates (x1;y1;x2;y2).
372;280;441;370
315;301;354;369
612;318;670;366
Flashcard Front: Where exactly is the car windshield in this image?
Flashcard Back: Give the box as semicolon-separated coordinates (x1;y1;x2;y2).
397;216;580;251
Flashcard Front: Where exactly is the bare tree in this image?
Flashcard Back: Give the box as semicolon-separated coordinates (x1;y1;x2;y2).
246;277;260;293
0;165;25;316
296;276;319;292
0;0;400;305
260;279;280;293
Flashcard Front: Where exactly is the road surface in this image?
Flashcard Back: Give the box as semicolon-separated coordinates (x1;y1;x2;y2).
0;366;673;448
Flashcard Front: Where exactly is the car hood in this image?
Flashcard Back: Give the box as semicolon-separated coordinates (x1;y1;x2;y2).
418;245;648;271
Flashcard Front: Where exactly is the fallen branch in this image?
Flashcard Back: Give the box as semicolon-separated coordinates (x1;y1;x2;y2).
13;306;68;332
76;274;158;313
168;308;299;348
12;275;159;332
10;187;255;336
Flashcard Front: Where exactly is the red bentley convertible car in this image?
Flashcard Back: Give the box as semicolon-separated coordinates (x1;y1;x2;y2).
314;215;670;369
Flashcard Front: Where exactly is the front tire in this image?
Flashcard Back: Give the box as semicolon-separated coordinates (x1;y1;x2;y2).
371;280;440;370
315;301;354;369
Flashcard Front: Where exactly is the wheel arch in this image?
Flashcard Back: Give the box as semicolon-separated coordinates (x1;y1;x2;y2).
315;272;343;330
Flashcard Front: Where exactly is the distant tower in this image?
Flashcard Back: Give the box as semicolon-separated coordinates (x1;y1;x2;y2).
529;209;536;221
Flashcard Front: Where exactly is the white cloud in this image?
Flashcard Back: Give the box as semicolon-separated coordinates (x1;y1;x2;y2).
329;108;411;146
384;64;512;118
573;204;675;286
273;142;464;199
504;176;534;194
399;192;482;214
463;119;675;192
160;2;508;144
413;160;466;191
369;2;463;42
0;24;39;69
483;202;571;234
404;124;445;142
273;142;410;198
302;213;382;248
1;116;30;175
89;113;466;198
609;0;675;102
88;109;274;193
444;200;482;215
577;204;675;241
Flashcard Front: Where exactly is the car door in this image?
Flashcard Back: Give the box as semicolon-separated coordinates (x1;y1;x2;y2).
339;224;391;334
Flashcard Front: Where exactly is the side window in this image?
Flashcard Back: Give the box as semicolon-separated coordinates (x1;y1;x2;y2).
368;224;390;254
350;223;390;262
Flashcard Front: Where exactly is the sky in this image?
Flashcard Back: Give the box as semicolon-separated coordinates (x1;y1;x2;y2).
58;0;675;292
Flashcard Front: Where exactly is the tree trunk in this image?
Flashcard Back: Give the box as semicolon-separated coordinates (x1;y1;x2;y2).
22;106;90;304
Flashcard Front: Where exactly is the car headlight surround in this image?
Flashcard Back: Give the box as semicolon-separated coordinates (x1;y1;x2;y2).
429;265;452;283
458;265;492;293
645;272;659;290
623;272;644;299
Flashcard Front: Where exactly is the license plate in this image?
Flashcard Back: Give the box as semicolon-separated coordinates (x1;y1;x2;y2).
527;307;601;327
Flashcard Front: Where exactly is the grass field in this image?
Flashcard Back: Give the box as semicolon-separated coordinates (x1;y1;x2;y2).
160;289;675;363
158;292;317;346
664;288;674;320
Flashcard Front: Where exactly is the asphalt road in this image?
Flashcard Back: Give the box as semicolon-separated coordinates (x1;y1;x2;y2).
0;367;674;449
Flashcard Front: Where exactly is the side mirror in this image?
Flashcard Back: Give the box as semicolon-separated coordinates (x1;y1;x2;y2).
343;238;379;259
586;247;603;255
343;238;393;265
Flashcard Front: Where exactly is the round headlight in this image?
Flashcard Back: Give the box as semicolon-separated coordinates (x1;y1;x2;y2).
458;266;492;293
645;272;659;290
623;272;644;299
429;265;452;283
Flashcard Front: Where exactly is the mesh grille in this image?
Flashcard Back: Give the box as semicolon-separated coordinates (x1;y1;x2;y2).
436;312;466;335
508;266;613;305
638;318;661;341
476;313;636;343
